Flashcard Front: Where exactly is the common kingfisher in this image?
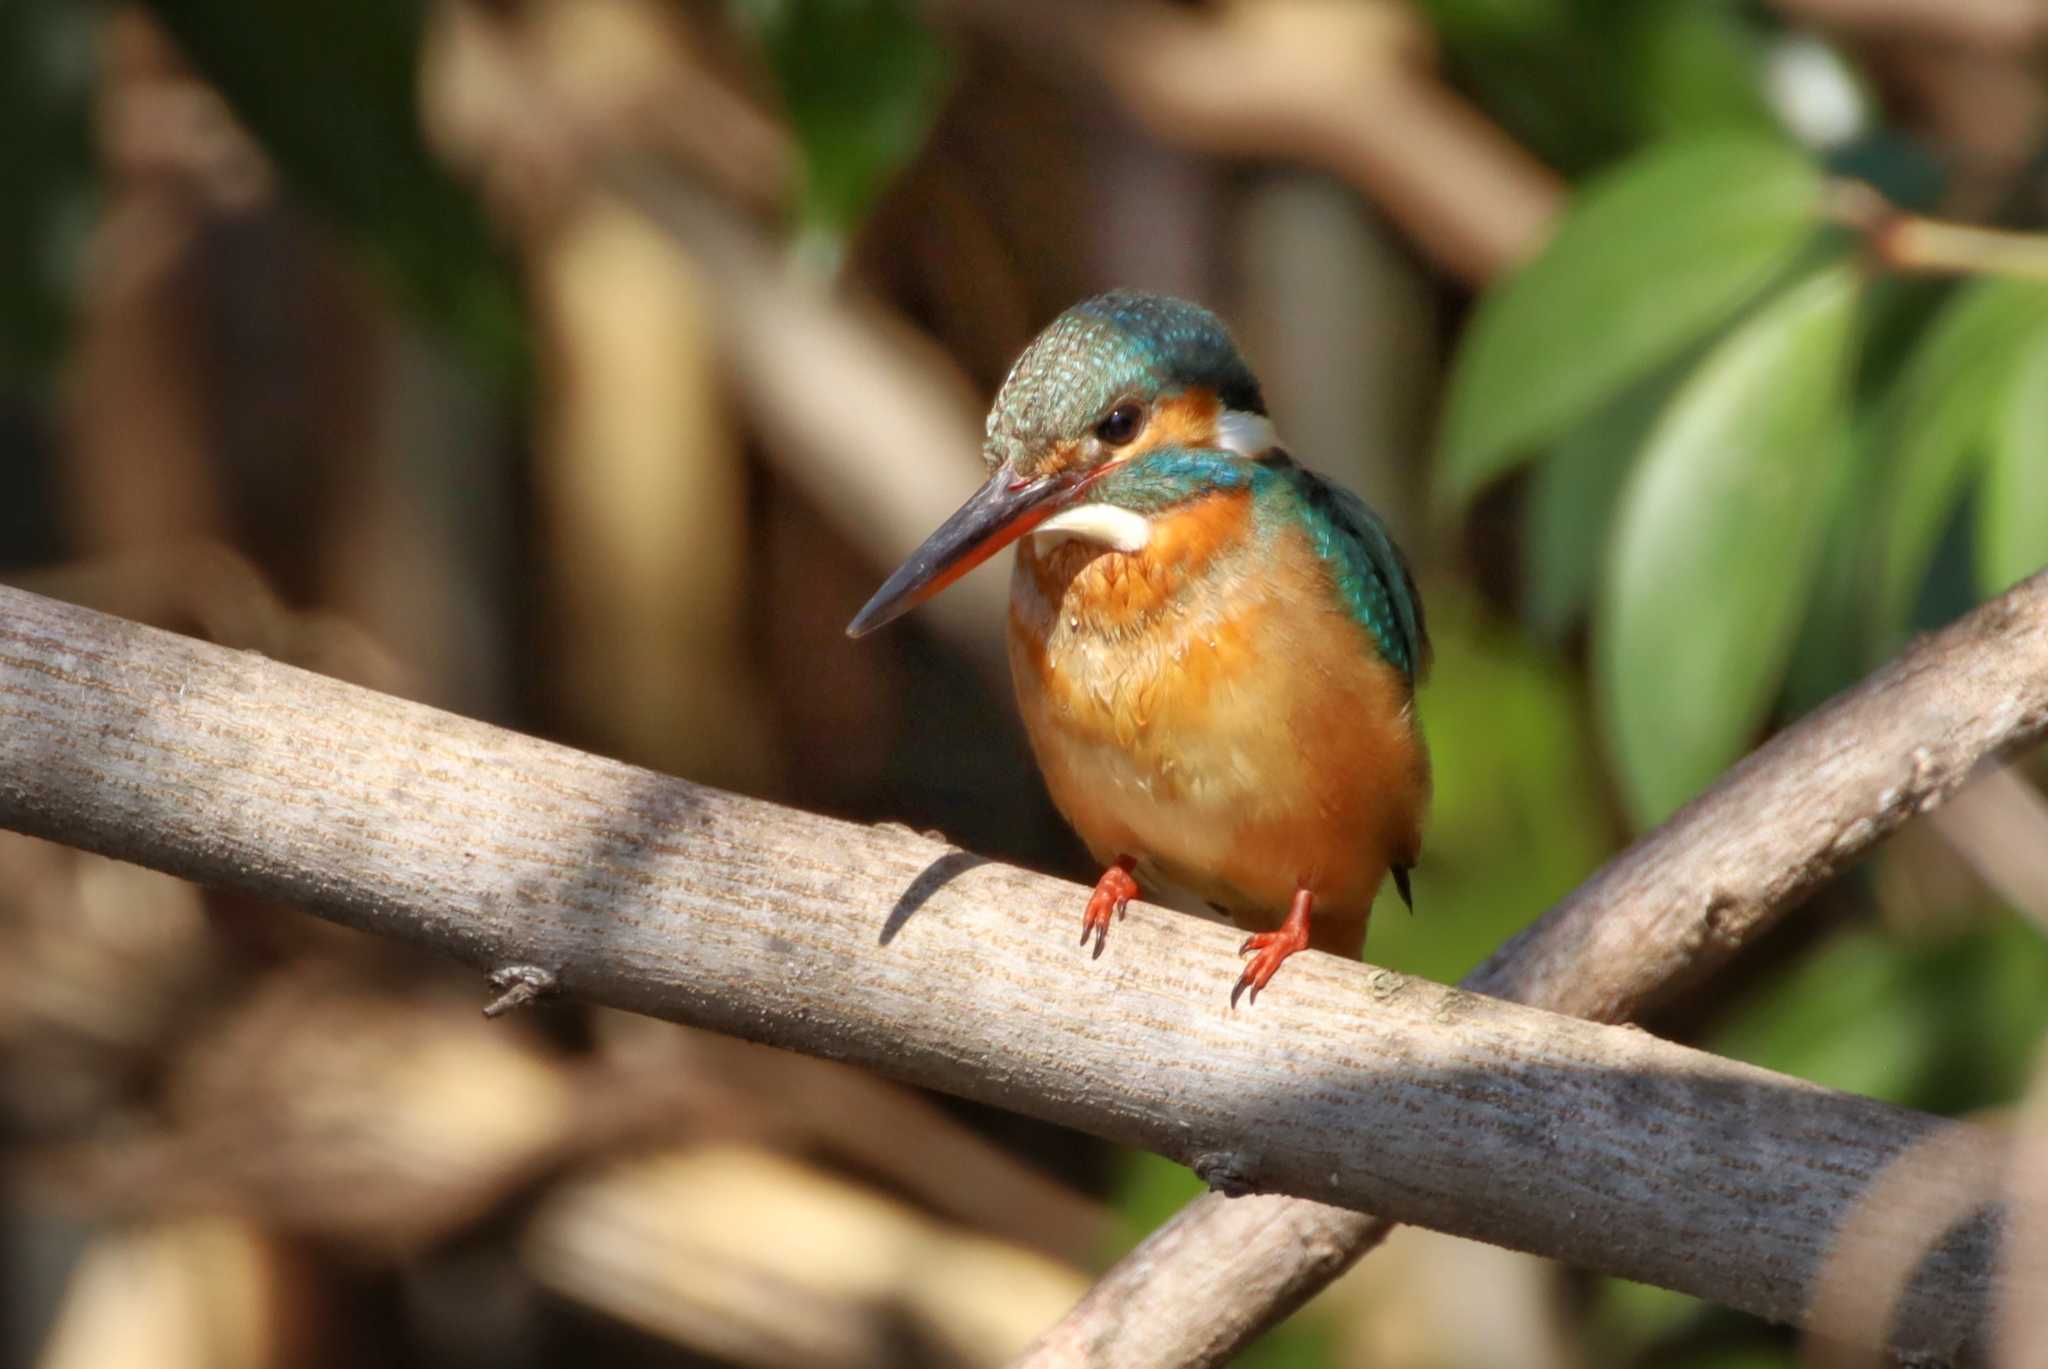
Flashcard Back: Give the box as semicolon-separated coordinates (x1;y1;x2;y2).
848;291;1429;1001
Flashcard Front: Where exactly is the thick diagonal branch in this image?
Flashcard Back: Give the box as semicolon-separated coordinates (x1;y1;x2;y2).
1018;573;2048;1367
0;579;2042;1364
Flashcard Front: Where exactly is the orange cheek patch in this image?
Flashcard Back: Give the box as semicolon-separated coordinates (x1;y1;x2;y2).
1035;388;1226;479
1123;388;1222;460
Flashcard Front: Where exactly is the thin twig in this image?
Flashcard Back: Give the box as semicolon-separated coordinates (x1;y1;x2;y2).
1878;217;2048;282
481;963;559;1017
1829;178;2048;282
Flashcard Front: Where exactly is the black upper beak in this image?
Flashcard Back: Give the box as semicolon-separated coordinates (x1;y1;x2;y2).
846;468;1069;638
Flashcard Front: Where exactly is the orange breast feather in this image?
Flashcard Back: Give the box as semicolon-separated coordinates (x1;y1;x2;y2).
1007;497;1427;944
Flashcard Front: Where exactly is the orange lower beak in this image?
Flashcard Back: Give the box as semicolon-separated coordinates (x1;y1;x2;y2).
846;468;1071;637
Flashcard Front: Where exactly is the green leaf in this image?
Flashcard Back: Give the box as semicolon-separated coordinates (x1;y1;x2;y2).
1591;1272;1795;1369
1873;278;2048;628
1437;135;1824;511
139;0;523;380
734;0;948;237
1780;416;1882;712
1411;0;1569;48
0;0;93;385
1710;916;2048;1114
1976;321;2048;595
1708;928;1932;1104
1597;265;1860;826
1623;0;1777;141
1523;372;1674;642
1380;586;1612;984
1911;917;2048;1113
1407;0;1633;172
1591;1279;1709;1365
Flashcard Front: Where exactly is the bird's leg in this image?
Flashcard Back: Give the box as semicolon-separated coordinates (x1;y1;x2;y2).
1081;856;1139;956
1236;886;1315;1003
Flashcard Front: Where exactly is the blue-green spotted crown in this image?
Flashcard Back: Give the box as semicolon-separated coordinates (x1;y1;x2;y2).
984;291;1265;475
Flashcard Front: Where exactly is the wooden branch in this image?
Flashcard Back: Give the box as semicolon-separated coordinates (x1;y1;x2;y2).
1475;576;2048;1014
1020;569;2048;1367
0;585;2041;1360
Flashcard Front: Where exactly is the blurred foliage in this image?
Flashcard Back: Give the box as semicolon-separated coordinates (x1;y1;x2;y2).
1375;586;1613;983
1596;264;1859;823
1439;134;1853;825
1437;136;1825;511
1423;3;2048;1357
1715;913;2048;1112
1441;128;2048;824
0;0;95;388
1413;0;1776;173
730;0;949;246
1873;277;2048;621
1593;1275;1795;1369
1983;327;2048;594
138;0;526;381
1522;369;1671;646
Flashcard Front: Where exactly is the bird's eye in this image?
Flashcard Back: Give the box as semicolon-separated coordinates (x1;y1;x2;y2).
1094;401;1145;447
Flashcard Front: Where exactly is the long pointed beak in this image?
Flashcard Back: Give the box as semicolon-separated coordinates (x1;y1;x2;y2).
846;468;1070;637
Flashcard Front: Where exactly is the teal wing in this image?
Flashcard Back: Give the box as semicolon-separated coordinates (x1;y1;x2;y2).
1264;455;1429;684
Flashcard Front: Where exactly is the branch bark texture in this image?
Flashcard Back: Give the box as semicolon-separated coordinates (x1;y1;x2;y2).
0;582;2041;1364
1022;572;2048;1367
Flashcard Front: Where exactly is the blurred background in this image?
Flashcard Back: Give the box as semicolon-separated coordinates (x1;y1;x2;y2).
3;0;2048;1365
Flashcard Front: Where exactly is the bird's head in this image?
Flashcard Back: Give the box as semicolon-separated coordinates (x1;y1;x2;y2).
847;291;1276;636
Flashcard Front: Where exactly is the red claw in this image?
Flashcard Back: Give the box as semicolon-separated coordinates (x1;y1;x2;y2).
1235;887;1315;1004
1082;857;1140;955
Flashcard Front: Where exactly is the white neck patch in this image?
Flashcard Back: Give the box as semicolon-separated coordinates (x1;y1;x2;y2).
1024;408;1275;555
1031;502;1151;553
1217;409;1279;458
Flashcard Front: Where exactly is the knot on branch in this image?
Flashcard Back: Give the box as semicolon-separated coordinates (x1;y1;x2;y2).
1192;1150;1257;1197
482;964;560;1017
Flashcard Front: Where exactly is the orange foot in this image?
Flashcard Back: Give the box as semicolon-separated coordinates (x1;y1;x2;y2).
1082;857;1139;957
1235;887;1314;1005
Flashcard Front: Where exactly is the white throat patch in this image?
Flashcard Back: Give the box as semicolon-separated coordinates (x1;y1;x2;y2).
1031;502;1151;553
1216;409;1279;458
1025;408;1274;556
